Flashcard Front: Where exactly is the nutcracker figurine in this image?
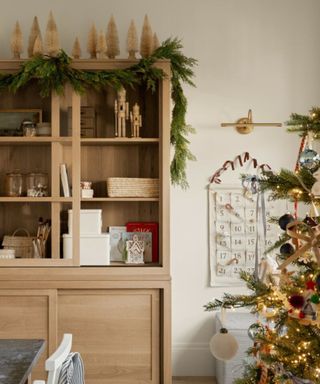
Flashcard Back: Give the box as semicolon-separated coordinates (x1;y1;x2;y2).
130;103;142;137
114;87;129;137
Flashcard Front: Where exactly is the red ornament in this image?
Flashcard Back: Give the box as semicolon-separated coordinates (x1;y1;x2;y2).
289;294;305;309
306;280;316;290
299;311;305;319
288;308;293;314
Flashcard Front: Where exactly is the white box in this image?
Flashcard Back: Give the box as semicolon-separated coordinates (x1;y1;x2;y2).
63;233;110;266
215;312;255;384
68;209;102;235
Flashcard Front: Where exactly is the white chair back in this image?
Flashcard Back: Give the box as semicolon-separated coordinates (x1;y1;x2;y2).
33;333;72;384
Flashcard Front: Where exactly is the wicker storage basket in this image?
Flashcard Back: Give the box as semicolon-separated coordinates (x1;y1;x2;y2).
106;178;159;198
2;228;34;258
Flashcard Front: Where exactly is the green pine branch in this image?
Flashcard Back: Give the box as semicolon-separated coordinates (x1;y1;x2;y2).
287;107;320;137
260;168;316;203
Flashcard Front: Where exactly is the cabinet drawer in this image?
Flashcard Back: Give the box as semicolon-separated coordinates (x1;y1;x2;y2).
0;289;57;381
58;289;160;384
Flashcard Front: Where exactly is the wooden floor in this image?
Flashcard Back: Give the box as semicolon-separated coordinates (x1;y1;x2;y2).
173;378;216;384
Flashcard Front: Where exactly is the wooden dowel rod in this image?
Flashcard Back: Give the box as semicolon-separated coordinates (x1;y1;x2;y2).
221;122;282;127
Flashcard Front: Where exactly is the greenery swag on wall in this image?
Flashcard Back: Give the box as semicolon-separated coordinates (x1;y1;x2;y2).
0;38;197;188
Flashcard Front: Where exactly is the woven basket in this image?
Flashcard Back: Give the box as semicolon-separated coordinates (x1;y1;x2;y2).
106;178;159;198
2;228;34;258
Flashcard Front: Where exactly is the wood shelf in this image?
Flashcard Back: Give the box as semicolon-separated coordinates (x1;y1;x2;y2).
0;137;72;145
81;138;159;146
81;197;159;202
0;258;74;267
0;197;73;203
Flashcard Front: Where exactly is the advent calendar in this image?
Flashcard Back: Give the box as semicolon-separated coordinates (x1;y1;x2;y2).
209;185;284;286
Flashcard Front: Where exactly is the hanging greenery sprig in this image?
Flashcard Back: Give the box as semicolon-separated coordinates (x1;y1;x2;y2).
0;37;197;188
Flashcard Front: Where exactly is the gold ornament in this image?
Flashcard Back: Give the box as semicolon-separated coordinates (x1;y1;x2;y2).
288;187;303;199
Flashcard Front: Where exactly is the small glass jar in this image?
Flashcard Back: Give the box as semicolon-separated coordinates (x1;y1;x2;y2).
21;120;37;137
5;171;23;197
26;172;48;197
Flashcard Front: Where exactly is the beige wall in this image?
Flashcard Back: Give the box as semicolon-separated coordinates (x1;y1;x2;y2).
1;0;320;376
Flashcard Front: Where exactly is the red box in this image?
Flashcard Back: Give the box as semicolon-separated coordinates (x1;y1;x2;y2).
126;222;159;263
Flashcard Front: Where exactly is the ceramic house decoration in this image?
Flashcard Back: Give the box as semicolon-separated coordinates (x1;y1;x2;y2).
126;234;144;264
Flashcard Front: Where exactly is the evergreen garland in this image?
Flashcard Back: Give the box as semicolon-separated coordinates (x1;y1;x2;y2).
0;38;197;188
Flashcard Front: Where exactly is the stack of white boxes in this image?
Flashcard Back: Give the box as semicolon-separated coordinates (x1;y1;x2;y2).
215;312;255;384
63;209;110;265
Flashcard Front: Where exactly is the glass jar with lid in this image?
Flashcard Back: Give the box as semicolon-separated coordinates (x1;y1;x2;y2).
26;172;48;197
5;171;23;197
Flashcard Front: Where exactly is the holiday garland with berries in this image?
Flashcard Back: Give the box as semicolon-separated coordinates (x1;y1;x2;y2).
0;38;196;188
206;108;320;384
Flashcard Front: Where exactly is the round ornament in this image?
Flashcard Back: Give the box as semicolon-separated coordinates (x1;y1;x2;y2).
311;294;320;304
247;322;265;341
278;214;294;231
299;148;320;171
209;328;239;361
288;187;303;199
288;294;305;309
279;243;295;256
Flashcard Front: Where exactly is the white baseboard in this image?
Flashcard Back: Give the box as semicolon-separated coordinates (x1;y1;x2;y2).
173;342;215;377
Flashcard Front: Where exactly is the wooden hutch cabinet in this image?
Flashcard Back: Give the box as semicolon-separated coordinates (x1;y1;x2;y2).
0;60;171;384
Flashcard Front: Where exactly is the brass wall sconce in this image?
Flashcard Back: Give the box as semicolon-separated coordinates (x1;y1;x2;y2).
221;109;282;134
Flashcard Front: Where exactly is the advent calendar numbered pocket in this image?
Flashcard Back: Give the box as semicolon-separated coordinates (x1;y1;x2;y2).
216;235;231;250
231;236;245;250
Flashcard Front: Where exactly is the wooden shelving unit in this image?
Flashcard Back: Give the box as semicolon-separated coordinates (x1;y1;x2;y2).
0;60;171;384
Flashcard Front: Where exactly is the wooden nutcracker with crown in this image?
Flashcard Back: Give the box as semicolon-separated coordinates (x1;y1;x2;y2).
130;103;142;137
114;87;129;137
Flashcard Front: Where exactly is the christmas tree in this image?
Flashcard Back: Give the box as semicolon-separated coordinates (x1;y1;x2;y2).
205;107;320;384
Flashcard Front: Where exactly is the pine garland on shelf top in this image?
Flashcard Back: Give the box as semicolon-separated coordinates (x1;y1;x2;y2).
0;37;197;188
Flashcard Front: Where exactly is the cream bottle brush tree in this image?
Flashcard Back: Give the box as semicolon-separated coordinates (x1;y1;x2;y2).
140;14;153;58
96;30;107;59
72;37;81;59
45;11;60;56
106;15;120;59
28;16;41;58
153;33;160;51
33;34;43;56
126;20;138;59
11;21;23;59
87;23;97;59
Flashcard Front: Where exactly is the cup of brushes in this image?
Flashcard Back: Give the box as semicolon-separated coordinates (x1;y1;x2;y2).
33;218;51;258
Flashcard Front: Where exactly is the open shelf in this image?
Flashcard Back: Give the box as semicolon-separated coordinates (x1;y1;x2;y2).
0;197;73;203
81;138;159;146
81;197;159;202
